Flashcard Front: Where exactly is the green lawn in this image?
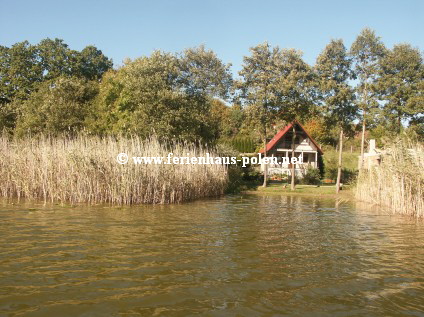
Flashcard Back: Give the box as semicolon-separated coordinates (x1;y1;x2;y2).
245;183;354;198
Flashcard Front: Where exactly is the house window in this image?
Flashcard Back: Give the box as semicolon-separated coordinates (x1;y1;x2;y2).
301;138;309;145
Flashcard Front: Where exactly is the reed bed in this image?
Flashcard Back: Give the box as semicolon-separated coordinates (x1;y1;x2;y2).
0;135;228;204
356;139;424;217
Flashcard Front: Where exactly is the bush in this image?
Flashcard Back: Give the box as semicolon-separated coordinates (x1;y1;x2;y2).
325;167;357;184
300;167;321;185
225;137;257;153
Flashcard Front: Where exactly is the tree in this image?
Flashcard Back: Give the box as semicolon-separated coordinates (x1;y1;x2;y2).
316;39;357;193
0;39;112;132
37;39;113;81
37;38;75;80
238;42;285;187
302;117;329;145
78;45;113;81
276;48;315;190
239;44;315;189
350;28;386;168
0;41;42;103
15;76;98;136
179;45;233;100
377;44;424;131
90;48;231;142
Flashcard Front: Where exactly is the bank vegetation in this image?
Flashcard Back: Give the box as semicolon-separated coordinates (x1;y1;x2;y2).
0;135;228;204
356;139;424;217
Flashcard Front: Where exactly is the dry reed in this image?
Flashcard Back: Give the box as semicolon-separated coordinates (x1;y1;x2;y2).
0;135;228;204
356;139;424;217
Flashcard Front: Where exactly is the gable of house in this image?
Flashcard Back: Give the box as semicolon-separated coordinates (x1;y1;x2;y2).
259;120;323;155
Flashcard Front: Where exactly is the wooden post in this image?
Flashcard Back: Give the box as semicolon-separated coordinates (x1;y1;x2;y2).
315;151;318;169
336;128;343;194
263;127;267;187
291;125;296;191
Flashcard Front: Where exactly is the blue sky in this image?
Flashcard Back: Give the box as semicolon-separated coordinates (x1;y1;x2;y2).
1;0;423;76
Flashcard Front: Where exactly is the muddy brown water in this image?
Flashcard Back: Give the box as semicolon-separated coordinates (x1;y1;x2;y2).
1;195;423;316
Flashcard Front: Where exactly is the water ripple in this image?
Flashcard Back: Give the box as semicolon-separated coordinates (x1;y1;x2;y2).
1;196;424;316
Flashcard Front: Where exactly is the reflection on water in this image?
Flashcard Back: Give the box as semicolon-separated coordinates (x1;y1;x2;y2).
0;195;424;316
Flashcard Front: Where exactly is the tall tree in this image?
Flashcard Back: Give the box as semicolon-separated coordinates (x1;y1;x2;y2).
78;45;113;81
316;39;357;193
37;38;74;80
239;44;314;188
277;48;315;190
179;45;233;100
350;28;386;168
377;44;424;131
238;42;284;187
38;39;113;81
0;41;42;103
90;48;231;142
15;76;98;136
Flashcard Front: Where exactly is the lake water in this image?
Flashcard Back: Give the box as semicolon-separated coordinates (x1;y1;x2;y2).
1;195;424;316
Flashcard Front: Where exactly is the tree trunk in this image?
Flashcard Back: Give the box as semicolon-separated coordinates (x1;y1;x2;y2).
360;82;368;170
360;109;366;169
262;126;268;187
336;128;343;194
290;125;296;191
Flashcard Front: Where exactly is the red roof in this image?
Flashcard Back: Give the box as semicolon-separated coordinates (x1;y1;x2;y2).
259;120;323;155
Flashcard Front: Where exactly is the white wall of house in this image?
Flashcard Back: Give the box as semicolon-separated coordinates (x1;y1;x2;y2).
259;124;323;178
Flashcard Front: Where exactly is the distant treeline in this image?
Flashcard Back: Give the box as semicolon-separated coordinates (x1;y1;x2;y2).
1;29;423;148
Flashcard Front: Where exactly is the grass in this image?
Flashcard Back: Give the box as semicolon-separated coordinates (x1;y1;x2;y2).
323;148;359;171
0;134;228;204
246;183;354;199
322;147;359;182
356;139;424;217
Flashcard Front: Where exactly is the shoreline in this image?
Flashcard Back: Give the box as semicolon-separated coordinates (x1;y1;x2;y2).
243;184;354;199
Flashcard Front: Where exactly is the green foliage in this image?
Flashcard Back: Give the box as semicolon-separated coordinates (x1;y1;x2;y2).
227;137;256;153
179;45;233;99
1;34;422;152
15;77;98;136
323;148;358;183
275;48;316;122
316;39;357;130
0;41;42;103
302;117;328;144
90;48;232;142
78;45;113;80
300;167;321;185
37;38;75;80
376;44;424;130
316;39;358;189
208;100;245;140
238;43;315;132
0;38;111;102
0;102;17;134
226;162;263;193
238;42;285;137
325;167;357;184
324;148;359;171
350;28;387;123
0;38;112;131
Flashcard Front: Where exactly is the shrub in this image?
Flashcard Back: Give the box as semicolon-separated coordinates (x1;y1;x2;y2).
301;167;321;185
325;167;357;184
